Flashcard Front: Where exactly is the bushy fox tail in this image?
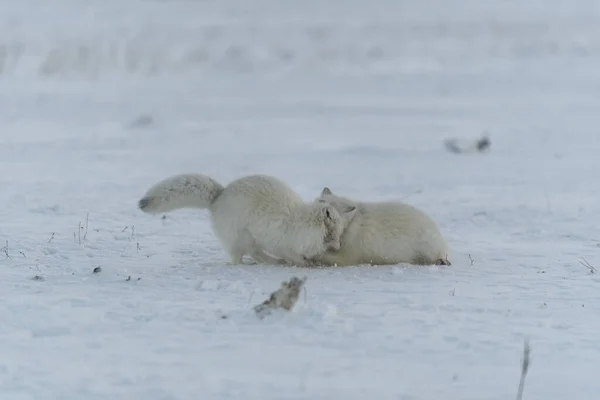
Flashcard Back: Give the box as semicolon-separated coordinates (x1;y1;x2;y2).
138;173;224;214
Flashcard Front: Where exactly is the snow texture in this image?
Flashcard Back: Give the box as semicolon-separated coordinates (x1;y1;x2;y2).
2;0;600;399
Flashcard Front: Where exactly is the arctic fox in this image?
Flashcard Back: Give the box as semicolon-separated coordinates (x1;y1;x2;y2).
311;187;451;266
138;174;357;266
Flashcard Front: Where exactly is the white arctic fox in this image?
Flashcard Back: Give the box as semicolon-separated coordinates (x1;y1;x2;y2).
138;174;357;266
311;187;451;266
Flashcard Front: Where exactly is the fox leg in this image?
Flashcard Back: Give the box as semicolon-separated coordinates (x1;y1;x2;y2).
226;250;244;265
250;248;287;265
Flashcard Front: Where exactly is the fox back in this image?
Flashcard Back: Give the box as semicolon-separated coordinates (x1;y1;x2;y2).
210;175;356;264
315;187;450;266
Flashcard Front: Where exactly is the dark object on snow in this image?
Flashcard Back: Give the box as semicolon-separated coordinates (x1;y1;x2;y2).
128;114;155;128
444;134;491;154
476;136;491;151
516;339;531;400
254;276;307;318
93;267;102;274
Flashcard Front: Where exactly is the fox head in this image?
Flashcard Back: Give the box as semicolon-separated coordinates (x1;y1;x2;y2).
316;187;358;250
317;187;358;226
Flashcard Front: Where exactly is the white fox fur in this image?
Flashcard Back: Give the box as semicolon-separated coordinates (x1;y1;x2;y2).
311;187;451;266
138;174;357;266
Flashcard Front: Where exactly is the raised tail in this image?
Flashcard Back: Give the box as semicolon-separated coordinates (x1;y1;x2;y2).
138;173;224;214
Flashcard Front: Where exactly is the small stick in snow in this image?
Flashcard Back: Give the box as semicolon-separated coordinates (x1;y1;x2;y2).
516;338;531;400
83;213;89;240
78;221;82;246
48;232;55;243
578;258;596;274
254;276;307;318
468;254;474;266
444;134;491;154
3;240;11;259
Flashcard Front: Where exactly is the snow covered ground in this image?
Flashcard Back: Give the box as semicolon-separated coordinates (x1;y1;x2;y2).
2;0;600;399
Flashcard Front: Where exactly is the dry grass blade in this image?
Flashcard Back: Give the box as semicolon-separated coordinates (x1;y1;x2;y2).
578;258;596;274
516;338;531;400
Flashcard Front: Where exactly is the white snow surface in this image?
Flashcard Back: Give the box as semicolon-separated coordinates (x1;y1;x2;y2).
2;0;600;399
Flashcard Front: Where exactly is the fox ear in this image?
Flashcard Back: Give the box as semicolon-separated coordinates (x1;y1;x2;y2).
321;187;332;196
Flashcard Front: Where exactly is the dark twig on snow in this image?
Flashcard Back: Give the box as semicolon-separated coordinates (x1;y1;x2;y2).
83;213;89;241
444;134;491;154
578;258;596;274
516;338;531;400
48;232;55;243
468;254;474;266
2;240;11;259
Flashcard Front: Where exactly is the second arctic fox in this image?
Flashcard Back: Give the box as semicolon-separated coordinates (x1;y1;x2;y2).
138;174;356;266
311;188;450;266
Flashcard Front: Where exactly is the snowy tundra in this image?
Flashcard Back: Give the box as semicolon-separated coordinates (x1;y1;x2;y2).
1;0;600;399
